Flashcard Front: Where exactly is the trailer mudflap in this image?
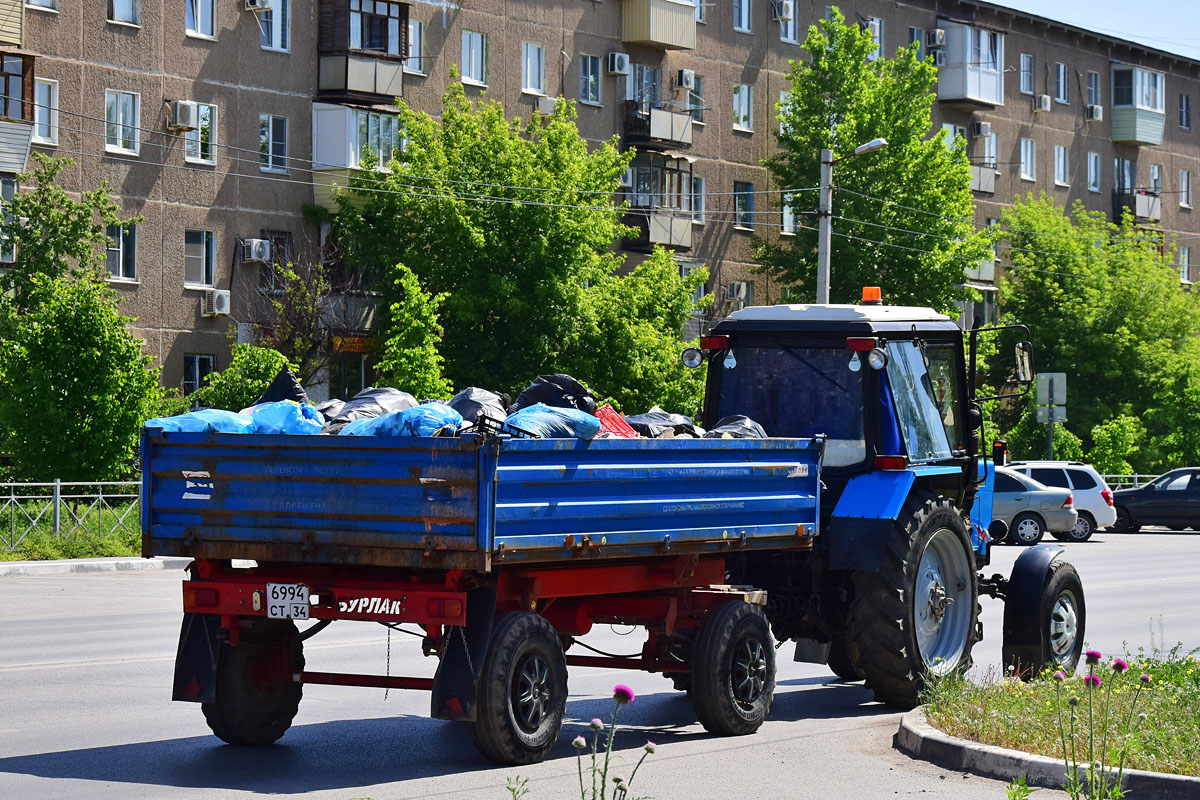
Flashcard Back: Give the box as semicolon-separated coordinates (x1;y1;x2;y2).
431;584;497;722
172;612;221;703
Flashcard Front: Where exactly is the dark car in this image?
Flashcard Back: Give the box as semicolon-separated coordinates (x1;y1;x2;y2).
1111;468;1200;531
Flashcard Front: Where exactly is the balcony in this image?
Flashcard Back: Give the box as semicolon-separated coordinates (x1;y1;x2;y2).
624;103;693;149
318;54;404;103
935;21;1005;106
966;258;996;283
969;165;995;194
1113;190;1161;223
622;0;696;50
1111;107;1165;146
317;0;408;103
312;103;403;211
623;210;692;252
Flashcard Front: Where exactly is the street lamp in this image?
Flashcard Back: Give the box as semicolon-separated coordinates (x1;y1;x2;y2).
816;137;888;304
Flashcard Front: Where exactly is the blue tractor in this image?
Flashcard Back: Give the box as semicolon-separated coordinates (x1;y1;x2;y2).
686;291;1086;704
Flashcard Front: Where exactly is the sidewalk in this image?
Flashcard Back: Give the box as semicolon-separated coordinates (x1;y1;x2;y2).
0;556;191;577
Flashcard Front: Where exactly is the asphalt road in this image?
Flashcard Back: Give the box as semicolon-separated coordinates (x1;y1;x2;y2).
1;529;1196;800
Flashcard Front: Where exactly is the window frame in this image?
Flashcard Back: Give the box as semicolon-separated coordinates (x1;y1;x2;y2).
733;0;751;34
349;0;404;56
732;83;753;132
104;89;140;156
184;229;216;288
693;0;706;24
1019;137;1036;181
0;176;16;263
1054;144;1069;187
351;108;402;168
1087;71;1100;106
691;175;705;224
461;30;487;86
32;77;57;146
983;131;998;172
1019;53;1034;95
578;53;601;105
105;223;137;282
1087;151;1101;193
259;113;288;174
688;75;705;123
780;191;796;235
733;180;754;230
780;9;798;44
260;0;290;52
26;0;57;12
865;17;883;62
185;0;216;40
1112;66;1165;112
1054;62;1068;104
1180;246;1192;284
1181;169;1192;208
183;353;216;396
521;41;545;95
405;18;424;74
1181;93;1192;130
184;103;216;165
108;0;140;26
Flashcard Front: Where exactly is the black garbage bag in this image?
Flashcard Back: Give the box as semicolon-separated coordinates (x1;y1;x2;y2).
624;406;703;438
252;367;308;407
703;415;768;439
449;387;508;425
314;398;346;422
323;387;418;434
508;374;598;415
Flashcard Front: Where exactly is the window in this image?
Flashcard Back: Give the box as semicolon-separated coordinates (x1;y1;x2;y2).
734;181;754;229
579;54;601;104
105;90;139;155
349;0;404;55
1054;145;1069;186
628;153;692;211
109;0;139;25
405;18;424;74
633;65;659;112
1087;152;1101;192
680;261;705;306
780;192;796;234
1182;94;1192;129
33;78;57;145
994;472;1023;493
1153;471;1192;491
865;18;883;62
184;103;216;164
1054;62;1068;104
1019;137;1035;181
0;54;31;122
688;75;705;123
1019;53;1034;94
1066;470;1097;490
259;114;287;172
1083;71;1099;108
352;109;401;166
105;224;136;281
184;230;215;287
982;131;998;170
260;0;290;51
733;0;750;33
462;30;487;85
780;10;797;44
1113;66;1164;112
27;1;57;9
0;177;16;263
908;27;924;61
1115;157;1135;193
185;0;215;38
941;123;964;149
183;354;215;396
732;83;752;131
1030;467;1070;488
779;89;791;135
691;175;705;223
521;42;544;95
1149;163;1161;193
693;0;706;24
1180;247;1191;284
1181;169;1192;207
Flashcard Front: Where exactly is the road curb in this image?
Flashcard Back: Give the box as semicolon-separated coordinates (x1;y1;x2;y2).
0;556;191;577
895;707;1200;799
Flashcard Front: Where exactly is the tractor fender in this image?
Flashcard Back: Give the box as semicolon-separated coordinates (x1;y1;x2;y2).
828;466;962;571
1001;544;1065;649
171;612;222;703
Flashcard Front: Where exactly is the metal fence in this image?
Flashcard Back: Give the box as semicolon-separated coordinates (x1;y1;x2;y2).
1101;474;1158;490
1;481;140;551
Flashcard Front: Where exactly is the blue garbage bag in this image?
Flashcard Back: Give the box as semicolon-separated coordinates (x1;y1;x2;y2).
504;403;601;439
244;400;324;435
339;404;464;437
144;408;255;433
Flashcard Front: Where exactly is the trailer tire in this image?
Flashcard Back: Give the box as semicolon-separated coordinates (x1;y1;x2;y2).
202;620;303;746
1003;559;1085;679
691;601;775;736
846;494;979;709
469;611;567;766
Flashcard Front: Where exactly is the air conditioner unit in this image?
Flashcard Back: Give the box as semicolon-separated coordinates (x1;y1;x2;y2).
933;50;947;67
169;100;199;132
971;121;992;138
241;238;272;263
202;289;231;317
772;0;794;22
606;52;630;76
245;0;274;12
1086;104;1104;122
1034;94;1052;113
677;69;695;91
925;28;947;48
535;95;557;115
619;167;634;188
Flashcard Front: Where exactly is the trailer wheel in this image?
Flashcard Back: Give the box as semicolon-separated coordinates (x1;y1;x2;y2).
846;494;979;709
691;601;775;736
827;634;863;682
1004;560;1085;679
469;612;567;765
202;620;303;746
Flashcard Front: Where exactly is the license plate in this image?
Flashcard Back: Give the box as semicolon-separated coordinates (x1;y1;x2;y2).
266;583;309;620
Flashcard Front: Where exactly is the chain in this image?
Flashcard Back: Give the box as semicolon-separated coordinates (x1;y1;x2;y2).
458;624;476;679
384;626;391;701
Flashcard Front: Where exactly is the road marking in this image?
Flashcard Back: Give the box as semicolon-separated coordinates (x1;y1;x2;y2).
1087;576;1200;590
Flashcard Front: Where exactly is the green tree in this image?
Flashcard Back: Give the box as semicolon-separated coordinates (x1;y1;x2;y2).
756;8;991;313
1003;403;1085;463
1144;341;1200;471
1087;415;1146;476
336;82;633;395
253;259;334;385
0;276;160;481
376;263;453;400
195;345;296;411
0;154;132;312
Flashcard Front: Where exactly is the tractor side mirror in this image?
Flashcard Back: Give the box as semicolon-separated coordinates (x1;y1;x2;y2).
967;406;982;431
1014;341;1034;384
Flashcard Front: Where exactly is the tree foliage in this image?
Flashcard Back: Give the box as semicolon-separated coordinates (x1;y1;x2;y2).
1088;415;1146;476
254;259;334;385
755;8;990;313
376;263;453;400
0;276;160;481
1003;403;1085;463
195;345;296;412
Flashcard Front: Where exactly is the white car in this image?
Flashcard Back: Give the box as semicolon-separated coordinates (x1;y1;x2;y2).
1007;461;1117;541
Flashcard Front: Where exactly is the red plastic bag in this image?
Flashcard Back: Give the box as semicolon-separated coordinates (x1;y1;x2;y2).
594;404;639;438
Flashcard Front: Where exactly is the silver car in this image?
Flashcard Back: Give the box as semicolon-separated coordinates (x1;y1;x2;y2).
992;466;1078;545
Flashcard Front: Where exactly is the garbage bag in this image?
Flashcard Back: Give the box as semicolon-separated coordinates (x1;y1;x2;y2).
624;406;703;438
252;367;308;406
703;415;768;439
449;387;508;425
244;400;324;435
504;403;601;440
314;398;346;422
324;387;418;434
144;408;254;433
508;374;598;415
339;404;464;438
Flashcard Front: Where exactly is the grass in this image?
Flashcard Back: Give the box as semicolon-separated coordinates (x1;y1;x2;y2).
923;646;1200;778
0;503;141;561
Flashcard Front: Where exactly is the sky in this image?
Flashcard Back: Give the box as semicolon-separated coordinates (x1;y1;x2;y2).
993;1;1200;61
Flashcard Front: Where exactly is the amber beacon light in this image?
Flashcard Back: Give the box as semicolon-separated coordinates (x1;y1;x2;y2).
861;286;882;305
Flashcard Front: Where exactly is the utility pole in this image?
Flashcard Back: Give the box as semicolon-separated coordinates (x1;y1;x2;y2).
817;148;834;305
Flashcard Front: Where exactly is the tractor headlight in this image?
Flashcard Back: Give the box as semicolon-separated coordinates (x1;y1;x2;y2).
867;348;888;370
680;347;703;369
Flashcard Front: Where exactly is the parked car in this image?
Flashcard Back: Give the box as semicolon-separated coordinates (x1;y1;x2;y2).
1007;461;1116;542
992;466;1078;545
1111;468;1200;531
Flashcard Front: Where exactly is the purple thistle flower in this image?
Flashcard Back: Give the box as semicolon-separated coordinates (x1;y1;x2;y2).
613;684;635;705
1068;697;1080;707
1084;674;1102;689
590;718;604;731
1053;670;1067;683
1085;650;1102;665
572;735;587;750
1140;673;1152;685
1112;658;1129;674
644;741;657;754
